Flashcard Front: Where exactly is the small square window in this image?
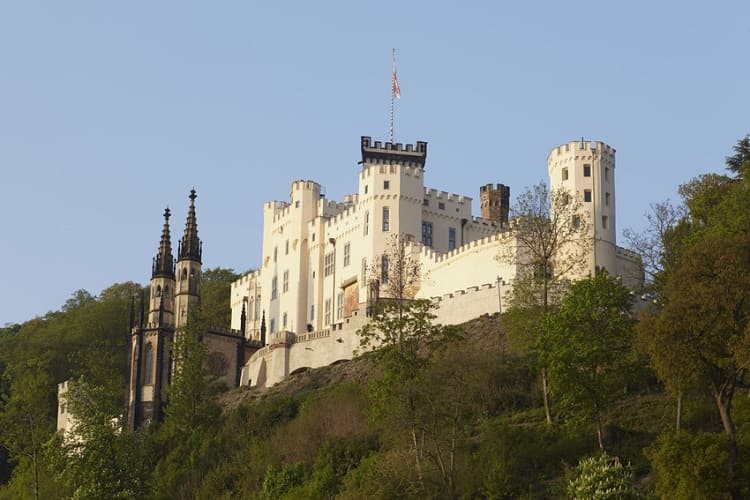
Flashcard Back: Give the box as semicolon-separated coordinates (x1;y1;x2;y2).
383;180;390;190
605;192;610;206
602;215;608;229
584;190;592;202
423;199;429;206
562;168;569;181
583;164;591;177
438;202;445;210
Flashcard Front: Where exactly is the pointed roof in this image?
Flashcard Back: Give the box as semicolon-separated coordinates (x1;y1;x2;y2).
178;189;202;263
152;207;175;279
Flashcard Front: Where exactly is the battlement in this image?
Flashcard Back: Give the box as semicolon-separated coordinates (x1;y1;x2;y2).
430;282;498;303
326;202;359;227
548;140;616;161
423;187;470;204
361;136;427;166
231;270;260;289
290;179;321;193
616;246;640;262
479;183;509;193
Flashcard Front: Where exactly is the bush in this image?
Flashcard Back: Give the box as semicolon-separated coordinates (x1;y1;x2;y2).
647;431;731;499
567;453;640;499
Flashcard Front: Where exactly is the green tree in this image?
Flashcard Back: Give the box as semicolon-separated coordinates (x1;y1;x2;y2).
200;267;240;328
0;361;56;500
501;182;591;425
541;272;634;451
644;235;750;492
48;378;153;499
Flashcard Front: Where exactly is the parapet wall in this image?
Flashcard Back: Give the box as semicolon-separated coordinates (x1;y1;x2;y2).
430;282;503;326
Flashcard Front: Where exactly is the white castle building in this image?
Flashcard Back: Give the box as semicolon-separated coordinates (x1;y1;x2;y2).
231;137;641;388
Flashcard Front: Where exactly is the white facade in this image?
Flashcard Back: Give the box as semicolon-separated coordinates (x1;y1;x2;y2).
231;137;643;388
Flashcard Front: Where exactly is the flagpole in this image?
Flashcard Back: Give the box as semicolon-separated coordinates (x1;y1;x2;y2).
390;48;395;143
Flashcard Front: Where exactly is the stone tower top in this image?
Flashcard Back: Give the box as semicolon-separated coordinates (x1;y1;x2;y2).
360;136;427;167
479;183;510;224
152;207;176;279
178;189;202;263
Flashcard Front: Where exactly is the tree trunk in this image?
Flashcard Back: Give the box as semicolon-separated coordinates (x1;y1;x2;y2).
411;424;424;492
594;402;605;452
675;389;683;431
541;367;552;425
712;381;740;500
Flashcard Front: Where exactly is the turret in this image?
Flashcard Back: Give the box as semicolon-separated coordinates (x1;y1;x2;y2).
479;183;510;224
175;189;203;327
148;208;175;326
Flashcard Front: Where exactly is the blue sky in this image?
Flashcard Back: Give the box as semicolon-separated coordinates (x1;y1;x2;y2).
1;1;748;325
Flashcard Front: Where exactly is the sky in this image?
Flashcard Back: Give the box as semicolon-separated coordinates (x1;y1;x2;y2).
1;1;748;325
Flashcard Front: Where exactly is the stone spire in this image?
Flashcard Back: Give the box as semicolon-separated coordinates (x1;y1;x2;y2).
178;189;202;263
152;208;175;279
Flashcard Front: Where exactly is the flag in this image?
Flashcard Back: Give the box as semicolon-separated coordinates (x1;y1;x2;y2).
392;69;401;99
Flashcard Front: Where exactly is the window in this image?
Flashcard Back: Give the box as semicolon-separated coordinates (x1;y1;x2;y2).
361;257;367;283
364;185;368;194
583;164;591;177
381;255;389;284
324;252;334;276
337;292;343;320
382;207;390;232
602;216;608;229
273;246;278;262
438;202;445;210
310;304;315;321
312;233;315;242
271;277;278;299
364;211;369;235
448;227;457;250
343;243;351;267
562;167;569;181
155;285;161;297
383;180;390;190
324;299;331;325
572;215;581;228
282;312;288;329
421;222;433;247
285;240;289;255
605;167;610;181
584;190;592;202
423;198;429;206
143;343;154;385
295;200;300;208
605;192;610;206
282;270;289;293
270;319;276;333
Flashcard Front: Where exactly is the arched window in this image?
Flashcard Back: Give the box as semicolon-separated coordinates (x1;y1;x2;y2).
163;285;169;297
181;268;187;281
155;285;162;297
143;343;154;385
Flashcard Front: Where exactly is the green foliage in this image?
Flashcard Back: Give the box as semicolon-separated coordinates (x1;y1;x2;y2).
47;379;153;499
567;453;640;500
261;463;306;499
647;431;733;499
542;272;635;449
200;267;240;328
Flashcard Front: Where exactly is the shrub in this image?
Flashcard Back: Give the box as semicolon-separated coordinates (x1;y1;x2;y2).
567;453;640;499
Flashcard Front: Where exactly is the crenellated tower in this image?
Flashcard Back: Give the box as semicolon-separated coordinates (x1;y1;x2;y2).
479;183;510;224
175;189;202;328
148;208;176;326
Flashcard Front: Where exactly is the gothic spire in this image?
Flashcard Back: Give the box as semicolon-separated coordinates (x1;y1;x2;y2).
152;207;175;279
178;188;202;263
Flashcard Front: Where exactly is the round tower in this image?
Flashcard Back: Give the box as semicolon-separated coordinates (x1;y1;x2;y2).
175;189;202;328
148;208;176;326
547;139;617;276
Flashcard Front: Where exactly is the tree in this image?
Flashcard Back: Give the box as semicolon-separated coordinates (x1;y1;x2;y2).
643;235;750;493
359;235;460;495
501;182;591;424
541;272;634;451
48;378;153;499
725;134;750;177
201;267;241;328
0;360;56;500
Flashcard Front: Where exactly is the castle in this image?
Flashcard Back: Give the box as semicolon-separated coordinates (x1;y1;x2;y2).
57;136;642;433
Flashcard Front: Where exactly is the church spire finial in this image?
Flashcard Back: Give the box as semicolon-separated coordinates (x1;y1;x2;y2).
178;189;202;263
152;207;175;279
